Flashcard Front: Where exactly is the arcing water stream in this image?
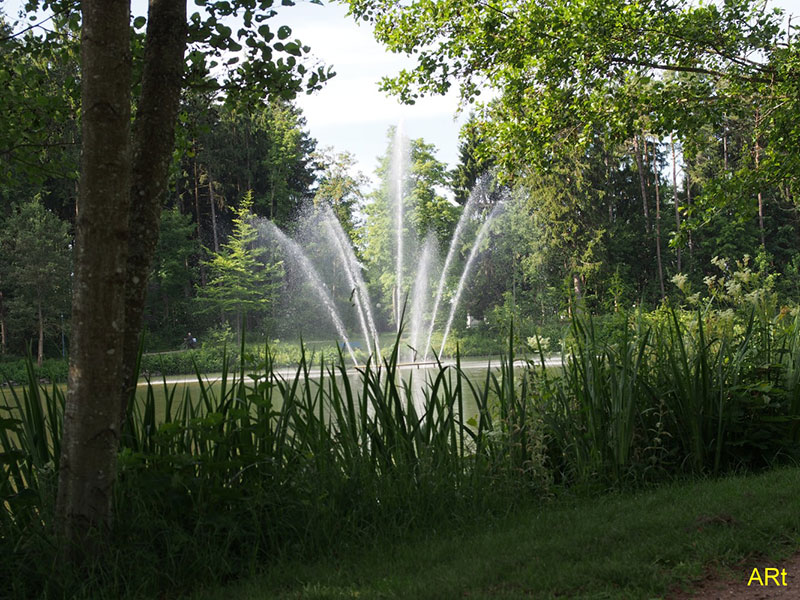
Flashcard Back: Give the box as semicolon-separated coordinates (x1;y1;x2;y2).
437;202;502;358
321;211;381;359
393;123;407;333
407;233;437;362
258;126;503;367
256;220;358;366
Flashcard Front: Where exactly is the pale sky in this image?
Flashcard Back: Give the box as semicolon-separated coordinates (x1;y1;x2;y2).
278;0;468;187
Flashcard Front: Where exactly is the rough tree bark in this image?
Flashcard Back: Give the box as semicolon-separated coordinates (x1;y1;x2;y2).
119;0;187;421
650;139;666;301
56;0;132;546
633;134;651;233
55;0;311;553
670;134;681;273
57;0;188;550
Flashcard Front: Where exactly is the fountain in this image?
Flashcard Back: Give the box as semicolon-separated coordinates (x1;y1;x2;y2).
255;219;359;366
420;176;495;361
259;127;503;367
437;202;502;359
392;123;409;332
407;233;438;362
319;208;382;360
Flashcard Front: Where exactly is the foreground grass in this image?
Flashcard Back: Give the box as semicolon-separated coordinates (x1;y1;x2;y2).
195;466;800;600
6;307;800;598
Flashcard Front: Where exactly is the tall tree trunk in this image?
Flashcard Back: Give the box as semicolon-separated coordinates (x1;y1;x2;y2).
245;120;252;191
685;163;694;263
208;177;219;253
193;146;203;244
723;112;728;172
37;301;44;367
193;146;207;286
634;134;650;232
573;273;583;301
670;134;682;272
604;147;613;222
0;291;6;355
651;140;665;300
755;108;765;248
56;0;132;549
119;0;187;424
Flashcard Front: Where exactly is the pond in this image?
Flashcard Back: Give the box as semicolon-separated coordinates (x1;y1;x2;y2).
134;357;537;421
1;355;560;437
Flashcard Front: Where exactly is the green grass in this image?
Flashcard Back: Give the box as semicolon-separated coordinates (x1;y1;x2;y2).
4;306;800;599
193;466;800;600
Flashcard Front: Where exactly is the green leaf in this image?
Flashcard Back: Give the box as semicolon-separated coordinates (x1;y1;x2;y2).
0;417;22;430
0;450;25;465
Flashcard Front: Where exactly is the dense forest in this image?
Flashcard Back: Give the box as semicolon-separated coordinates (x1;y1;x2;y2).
2;0;797;365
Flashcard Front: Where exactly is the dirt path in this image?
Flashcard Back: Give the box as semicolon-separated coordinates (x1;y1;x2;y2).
669;553;800;599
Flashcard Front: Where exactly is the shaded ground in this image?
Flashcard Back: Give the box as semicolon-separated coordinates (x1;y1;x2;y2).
670;553;800;599
194;468;800;600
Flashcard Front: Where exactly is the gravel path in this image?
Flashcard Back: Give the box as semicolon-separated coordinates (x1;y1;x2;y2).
669;553;800;599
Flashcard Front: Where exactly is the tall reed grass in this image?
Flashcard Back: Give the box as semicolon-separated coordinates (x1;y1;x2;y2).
2;307;800;598
533;307;800;486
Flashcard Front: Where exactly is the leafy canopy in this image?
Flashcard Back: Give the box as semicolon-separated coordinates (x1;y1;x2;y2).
343;0;794;172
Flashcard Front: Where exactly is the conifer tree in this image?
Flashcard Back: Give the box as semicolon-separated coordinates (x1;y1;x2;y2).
198;192;282;339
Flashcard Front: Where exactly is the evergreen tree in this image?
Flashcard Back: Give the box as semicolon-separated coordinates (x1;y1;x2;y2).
204;99;318;225
143;206;199;345
197;193;283;339
451;115;494;205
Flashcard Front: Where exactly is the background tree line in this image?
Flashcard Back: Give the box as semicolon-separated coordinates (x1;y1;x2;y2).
2;0;799;363
344;0;799;336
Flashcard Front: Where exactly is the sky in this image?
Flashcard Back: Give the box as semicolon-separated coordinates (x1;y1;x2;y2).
277;1;468;186
4;0;799;189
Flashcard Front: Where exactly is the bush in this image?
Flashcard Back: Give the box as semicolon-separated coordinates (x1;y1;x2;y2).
139;346;231;376
0;356;68;385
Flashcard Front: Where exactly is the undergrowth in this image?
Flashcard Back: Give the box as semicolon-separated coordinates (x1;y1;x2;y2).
2;302;800;598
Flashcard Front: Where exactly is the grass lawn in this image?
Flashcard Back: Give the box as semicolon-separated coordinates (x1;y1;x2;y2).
193;466;800;599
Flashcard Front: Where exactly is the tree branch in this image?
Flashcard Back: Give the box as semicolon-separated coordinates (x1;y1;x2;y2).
0;3;76;42
608;55;777;84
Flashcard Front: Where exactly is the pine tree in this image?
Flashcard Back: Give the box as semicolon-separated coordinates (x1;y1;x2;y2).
198;192;282;339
